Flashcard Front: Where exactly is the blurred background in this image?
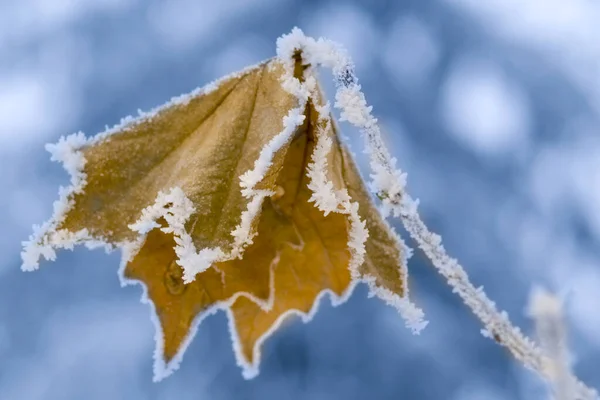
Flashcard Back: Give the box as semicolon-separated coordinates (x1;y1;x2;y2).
1;0;600;399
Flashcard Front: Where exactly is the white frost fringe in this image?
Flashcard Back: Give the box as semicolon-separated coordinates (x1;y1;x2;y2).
127;187;225;283
128;186;276;284
277;27;598;399
527;287;576;400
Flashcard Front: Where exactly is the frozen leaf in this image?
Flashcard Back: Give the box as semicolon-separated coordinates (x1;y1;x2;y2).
22;46;424;381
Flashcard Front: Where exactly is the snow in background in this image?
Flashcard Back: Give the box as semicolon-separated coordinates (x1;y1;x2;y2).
1;0;599;399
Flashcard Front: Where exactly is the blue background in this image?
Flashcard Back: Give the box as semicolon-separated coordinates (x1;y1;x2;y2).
1;0;600;398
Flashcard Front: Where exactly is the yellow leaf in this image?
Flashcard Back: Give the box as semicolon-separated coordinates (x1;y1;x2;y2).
22;54;419;381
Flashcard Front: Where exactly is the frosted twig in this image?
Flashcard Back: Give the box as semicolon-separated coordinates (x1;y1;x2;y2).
276;28;598;399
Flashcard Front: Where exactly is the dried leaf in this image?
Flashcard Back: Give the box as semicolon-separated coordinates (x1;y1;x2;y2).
22;54;419;381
